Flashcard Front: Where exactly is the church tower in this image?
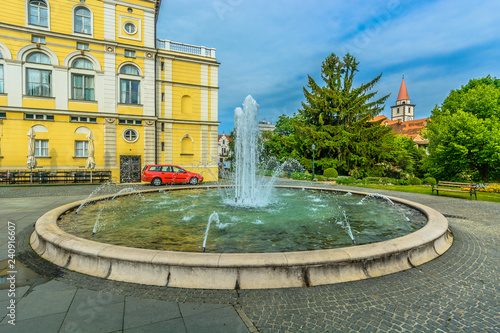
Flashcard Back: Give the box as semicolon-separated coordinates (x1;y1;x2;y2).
391;78;415;122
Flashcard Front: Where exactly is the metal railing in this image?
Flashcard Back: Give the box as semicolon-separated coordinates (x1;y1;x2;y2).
156;39;216;58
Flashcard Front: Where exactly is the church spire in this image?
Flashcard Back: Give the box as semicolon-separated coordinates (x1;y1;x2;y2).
397;77;410;101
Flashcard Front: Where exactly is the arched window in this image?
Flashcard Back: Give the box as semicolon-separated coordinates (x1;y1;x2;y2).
120;65;140;75
181;95;192;114
72;58;93;70
28;0;48;27
26;52;51;97
74;7;92;34
119;65;140;104
71;58;94;100
27;52;51;64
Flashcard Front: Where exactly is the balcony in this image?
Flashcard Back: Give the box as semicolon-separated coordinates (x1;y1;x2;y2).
156;39;216;58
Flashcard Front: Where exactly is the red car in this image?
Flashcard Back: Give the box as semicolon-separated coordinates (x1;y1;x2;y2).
141;165;203;186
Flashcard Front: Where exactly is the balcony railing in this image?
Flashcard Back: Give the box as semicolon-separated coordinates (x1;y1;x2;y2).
157;39;216;58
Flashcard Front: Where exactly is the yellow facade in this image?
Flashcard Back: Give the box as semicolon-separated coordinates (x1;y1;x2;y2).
0;0;219;182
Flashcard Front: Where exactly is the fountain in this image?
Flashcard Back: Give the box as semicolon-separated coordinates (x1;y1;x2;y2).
30;96;453;289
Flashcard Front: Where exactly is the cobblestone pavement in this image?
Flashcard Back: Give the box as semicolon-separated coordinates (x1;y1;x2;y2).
2;181;499;332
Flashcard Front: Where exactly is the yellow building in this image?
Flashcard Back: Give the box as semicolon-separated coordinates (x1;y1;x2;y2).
0;0;219;182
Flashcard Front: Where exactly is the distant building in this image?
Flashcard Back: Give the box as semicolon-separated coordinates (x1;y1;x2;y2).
258;120;275;134
391;78;415;122
371;78;429;148
218;133;232;165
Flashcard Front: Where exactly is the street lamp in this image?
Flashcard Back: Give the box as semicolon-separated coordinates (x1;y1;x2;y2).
312;143;316;180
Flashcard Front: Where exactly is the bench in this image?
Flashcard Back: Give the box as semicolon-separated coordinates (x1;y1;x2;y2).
432;181;477;200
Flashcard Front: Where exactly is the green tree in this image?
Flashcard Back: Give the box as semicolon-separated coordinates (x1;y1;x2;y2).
427;76;500;182
293;52;393;176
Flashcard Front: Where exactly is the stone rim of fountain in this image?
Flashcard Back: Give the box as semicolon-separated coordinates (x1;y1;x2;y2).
30;185;453;290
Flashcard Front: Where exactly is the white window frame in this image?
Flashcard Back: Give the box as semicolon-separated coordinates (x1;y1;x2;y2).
73;5;93;37
122;128;139;143
26;0;50;31
35;139;49;157
117;63;142;105
75;140;88;157
26;67;51;97
0;64;4;94
70;58;95;101
24;51;53;97
118;15;142;41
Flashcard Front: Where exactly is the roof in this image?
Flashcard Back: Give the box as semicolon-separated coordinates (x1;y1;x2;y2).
218;134;232;141
370;115;429;142
397;78;410;101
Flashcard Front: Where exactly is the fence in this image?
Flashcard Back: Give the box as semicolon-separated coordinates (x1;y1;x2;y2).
0;170;112;185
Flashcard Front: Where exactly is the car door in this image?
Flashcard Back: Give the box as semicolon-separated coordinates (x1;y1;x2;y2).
172;166;189;183
161;166;175;183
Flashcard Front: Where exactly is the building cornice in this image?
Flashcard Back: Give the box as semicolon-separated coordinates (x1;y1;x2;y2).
158;80;219;90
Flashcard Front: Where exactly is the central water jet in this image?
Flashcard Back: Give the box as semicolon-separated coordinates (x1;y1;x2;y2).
233;95;261;206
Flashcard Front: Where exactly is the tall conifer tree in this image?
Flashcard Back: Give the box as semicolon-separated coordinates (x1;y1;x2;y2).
295;52;393;176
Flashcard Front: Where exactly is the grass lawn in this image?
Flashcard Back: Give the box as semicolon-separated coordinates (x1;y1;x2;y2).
342;184;500;203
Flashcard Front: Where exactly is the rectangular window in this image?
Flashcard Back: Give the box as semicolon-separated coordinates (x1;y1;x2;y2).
0;112;6;118
0;64;3;93
161;92;164;102
120;79;140;104
72;74;94;100
27;68;51;97
29;3;48;27
161;123;164;132
118;119;126;124
75;140;88;157
77;42;89;51
35;139;49;157
25;113;53;120
32;36;46;44
124;50;135;58
161;142;165;151
70;116;96;123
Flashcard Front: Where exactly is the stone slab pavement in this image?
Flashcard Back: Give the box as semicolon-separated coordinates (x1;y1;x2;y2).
0;181;498;332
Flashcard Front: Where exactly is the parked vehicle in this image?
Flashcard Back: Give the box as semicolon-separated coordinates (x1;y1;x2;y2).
141;165;203;186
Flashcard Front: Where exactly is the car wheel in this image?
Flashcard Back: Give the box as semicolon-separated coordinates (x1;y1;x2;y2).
189;177;198;185
152;177;162;186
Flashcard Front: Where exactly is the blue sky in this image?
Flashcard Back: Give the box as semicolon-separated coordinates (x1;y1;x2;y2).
157;0;500;134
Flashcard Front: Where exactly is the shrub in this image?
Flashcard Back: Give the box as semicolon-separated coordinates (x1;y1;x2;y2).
423;177;437;185
323;168;338;178
336;177;361;184
409;177;421;185
290;172;310;180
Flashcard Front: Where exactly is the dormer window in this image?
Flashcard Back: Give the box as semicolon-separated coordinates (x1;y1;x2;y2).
28;0;48;27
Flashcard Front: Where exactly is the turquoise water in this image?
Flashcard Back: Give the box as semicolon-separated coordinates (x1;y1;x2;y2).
58;188;426;253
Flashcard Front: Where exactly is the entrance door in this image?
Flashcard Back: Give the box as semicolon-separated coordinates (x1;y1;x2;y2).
120;155;141;183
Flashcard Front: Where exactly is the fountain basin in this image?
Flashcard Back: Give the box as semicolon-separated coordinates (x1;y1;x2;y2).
30;185;453;289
